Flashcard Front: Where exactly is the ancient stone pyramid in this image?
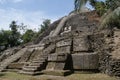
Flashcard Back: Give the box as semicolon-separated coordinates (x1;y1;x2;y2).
0;11;120;77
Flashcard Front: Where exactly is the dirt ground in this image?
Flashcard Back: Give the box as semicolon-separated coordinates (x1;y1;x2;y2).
0;72;119;80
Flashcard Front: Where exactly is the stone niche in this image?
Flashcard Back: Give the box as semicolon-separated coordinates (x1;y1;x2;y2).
46;53;68;70
73;35;91;52
72;53;99;70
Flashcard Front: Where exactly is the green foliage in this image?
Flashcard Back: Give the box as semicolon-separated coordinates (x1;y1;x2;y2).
22;29;36;43
9;21;21;47
18;23;27;33
94;1;107;16
100;7;120;29
0;19;51;51
74;0;99;12
74;0;107;16
74;0;120;30
0;21;24;52
39;19;51;33
100;0;120;29
0;30;12;51
89;0;97;7
106;0;120;10
0;19;52;50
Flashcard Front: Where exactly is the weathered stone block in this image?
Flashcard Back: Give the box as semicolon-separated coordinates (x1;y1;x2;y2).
27;44;44;50
56;46;71;53
89;53;99;69
48;53;67;62
47;53;68;70
48;54;57;61
54;63;65;70
35;46;44;50
56;39;71;47
42;70;71;76
8;63;24;69
46;62;66;70
73;36;90;52
72;53;99;70
57;53;68;62
46;62;55;70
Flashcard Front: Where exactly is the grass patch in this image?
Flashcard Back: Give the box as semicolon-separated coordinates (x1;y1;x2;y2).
0;72;119;80
0;72;34;80
66;73;119;80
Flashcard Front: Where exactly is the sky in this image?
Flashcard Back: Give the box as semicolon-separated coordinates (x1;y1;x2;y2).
0;0;94;31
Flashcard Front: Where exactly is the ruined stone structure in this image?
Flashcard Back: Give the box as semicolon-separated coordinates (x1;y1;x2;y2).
0;11;120;77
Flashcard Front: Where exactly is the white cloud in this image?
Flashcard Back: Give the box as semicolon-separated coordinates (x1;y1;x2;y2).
0;0;23;4
0;8;60;31
13;0;23;3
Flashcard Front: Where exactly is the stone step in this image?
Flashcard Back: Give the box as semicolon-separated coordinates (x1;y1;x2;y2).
19;70;41;75
34;58;46;61
42;70;72;76
29;63;43;66
0;48;27;72
23;66;39;69
38;54;47;57
33;58;46;61
22;68;37;72
40;56;48;59
19;43;55;75
32;60;46;63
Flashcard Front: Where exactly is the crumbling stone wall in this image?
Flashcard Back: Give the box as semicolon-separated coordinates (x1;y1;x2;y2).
89;29;120;77
46;38;72;70
0;47;21;62
71;33;99;70
64;11;99;32
106;29;120;77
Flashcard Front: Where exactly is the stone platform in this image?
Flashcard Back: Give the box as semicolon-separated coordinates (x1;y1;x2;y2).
42;70;72;76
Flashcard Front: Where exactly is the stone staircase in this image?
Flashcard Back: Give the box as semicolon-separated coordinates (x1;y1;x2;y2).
18;48;34;62
20;43;55;75
0;48;27;72
20;58;47;75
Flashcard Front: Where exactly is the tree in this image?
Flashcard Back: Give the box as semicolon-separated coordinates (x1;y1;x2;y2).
22;29;36;43
75;0;87;12
74;0;107;15
39;19;51;33
100;0;120;29
18;23;27;33
74;0;120;29
106;0;120;10
100;7;120;29
0;30;12;51
9;21;21;47
74;0;97;12
95;1;107;16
